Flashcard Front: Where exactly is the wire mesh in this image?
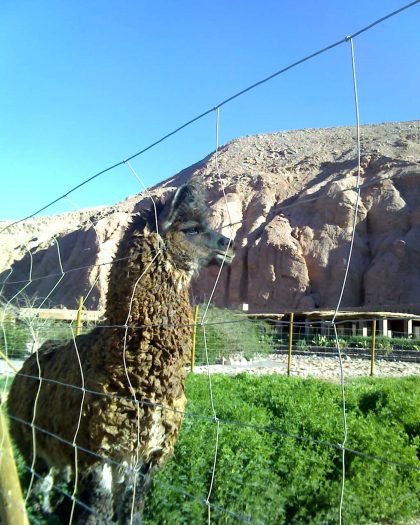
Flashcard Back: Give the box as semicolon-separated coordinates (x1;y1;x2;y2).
0;2;419;524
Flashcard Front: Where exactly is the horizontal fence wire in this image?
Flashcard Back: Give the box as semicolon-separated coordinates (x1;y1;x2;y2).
0;0;418;234
2;369;419;472
1;165;418;291
1;312;420;329
5;415;254;523
0;256;131;287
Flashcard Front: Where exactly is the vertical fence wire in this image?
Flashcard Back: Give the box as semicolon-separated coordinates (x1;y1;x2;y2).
26;236;66;503
331;36;362;525
68;325;86;525
122;159;164;525
199;106;235;523
64;194;107;524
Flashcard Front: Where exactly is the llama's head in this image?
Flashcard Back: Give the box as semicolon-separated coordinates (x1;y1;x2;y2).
156;182;235;272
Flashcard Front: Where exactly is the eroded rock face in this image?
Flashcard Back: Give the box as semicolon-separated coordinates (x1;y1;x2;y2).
0;209;132;310
1;121;419;313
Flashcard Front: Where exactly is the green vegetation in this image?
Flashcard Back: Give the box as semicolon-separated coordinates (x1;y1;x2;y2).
194;306;276;364
2;374;419;524
1;305;419;363
347;334;420;352
277;334;420;354
0;319;30;358
312;333;420;352
144;375;420;525
0;318;92;359
1;305;419;523
192;306;420;364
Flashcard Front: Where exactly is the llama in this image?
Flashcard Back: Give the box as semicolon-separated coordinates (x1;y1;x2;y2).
8;181;234;524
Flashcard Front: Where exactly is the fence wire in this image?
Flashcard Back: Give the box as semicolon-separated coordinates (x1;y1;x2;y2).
0;1;419;524
0;0;418;234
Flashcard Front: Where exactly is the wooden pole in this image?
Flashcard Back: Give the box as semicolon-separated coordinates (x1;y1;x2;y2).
287;312;294;376
191;305;199;373
370;319;376;377
0;409;30;525
75;296;84;336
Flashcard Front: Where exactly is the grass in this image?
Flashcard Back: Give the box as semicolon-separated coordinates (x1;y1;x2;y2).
0;319;93;359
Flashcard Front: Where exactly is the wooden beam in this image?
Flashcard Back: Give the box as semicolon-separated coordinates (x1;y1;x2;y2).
0;410;30;525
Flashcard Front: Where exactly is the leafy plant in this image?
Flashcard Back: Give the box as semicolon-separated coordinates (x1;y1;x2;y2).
311;334;329;347
143;375;420;524
193;306;276;364
374;336;393;354
3;373;419;524
296;338;310;351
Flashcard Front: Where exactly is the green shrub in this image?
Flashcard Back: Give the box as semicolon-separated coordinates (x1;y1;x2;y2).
346;335;371;349
0;320;29;358
296;338;310;351
145;375;420;524
311;334;330;347
0;319;92;358
292;334;420;353
194;306;276;364
4;374;420;524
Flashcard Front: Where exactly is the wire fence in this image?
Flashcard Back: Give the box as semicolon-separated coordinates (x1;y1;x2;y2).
2;312;419;365
0;1;419;524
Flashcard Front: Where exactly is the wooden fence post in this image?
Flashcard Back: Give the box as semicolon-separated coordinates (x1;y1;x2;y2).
287;312;294;376
191;305;199;373
370;319;376;376
0;409;30;525
75;296;84;336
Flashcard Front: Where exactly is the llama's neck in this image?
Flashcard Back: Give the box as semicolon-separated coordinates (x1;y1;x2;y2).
100;228;194;406
105;230;192;329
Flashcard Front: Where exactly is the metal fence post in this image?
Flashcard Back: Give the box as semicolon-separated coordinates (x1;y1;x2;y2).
191;305;199;373
75;296;84;336
287;312;294;376
0;409;30;525
370;319;376;376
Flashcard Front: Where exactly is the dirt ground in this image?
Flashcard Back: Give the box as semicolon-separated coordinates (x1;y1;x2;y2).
193;354;420;382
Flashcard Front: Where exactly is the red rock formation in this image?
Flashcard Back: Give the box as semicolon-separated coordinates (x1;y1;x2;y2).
1;121;419;314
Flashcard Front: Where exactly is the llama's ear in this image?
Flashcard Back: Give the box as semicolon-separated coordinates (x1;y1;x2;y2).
158;185;193;233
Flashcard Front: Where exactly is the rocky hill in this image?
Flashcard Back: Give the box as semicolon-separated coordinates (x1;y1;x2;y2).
1;121;419;314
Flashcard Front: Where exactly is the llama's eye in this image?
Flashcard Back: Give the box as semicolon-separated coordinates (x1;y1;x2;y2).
185;228;200;236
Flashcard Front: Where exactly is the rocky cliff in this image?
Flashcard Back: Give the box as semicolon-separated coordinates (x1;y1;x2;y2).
1;121;419;314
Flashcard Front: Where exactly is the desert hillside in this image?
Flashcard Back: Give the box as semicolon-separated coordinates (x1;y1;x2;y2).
1;121;419;314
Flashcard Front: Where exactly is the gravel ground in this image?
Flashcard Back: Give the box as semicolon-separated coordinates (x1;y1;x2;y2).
2;355;419;383
194;354;420;382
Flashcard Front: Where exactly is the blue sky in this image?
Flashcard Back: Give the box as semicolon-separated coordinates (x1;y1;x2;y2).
1;0;419;220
